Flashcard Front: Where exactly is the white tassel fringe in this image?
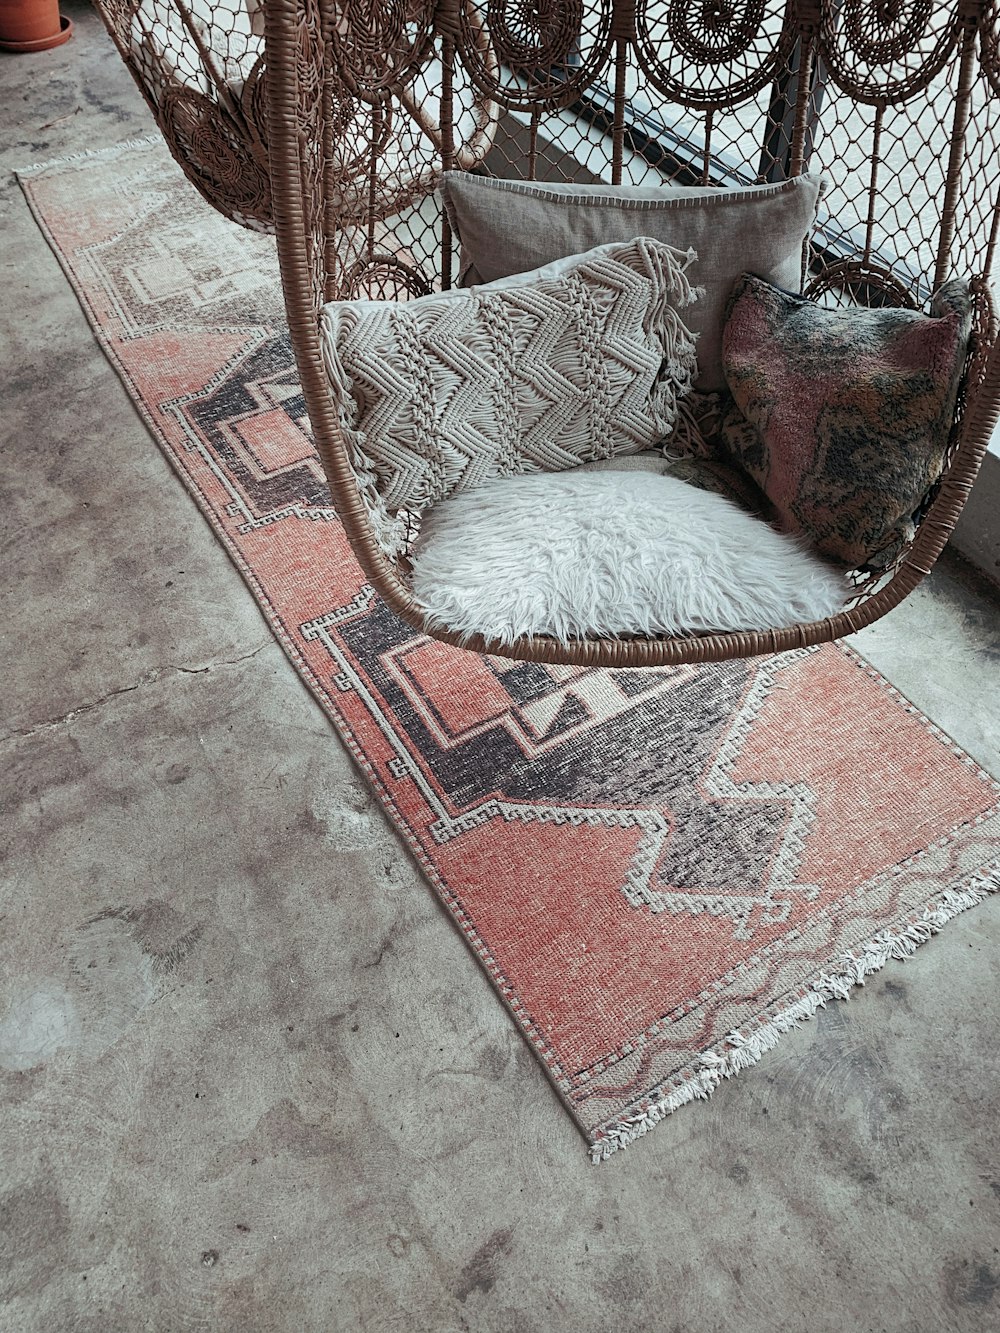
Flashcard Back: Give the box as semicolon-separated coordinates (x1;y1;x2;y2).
590;865;999;1162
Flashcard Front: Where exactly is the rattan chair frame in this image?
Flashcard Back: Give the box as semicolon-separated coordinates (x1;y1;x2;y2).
96;0;1000;667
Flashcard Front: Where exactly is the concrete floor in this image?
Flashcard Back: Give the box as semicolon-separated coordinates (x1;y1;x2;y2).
2;8;1000;1330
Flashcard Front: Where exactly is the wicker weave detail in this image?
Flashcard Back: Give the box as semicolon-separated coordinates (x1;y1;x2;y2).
97;0;499;231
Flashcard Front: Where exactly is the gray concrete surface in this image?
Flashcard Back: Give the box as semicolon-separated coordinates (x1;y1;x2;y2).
2;8;1000;1330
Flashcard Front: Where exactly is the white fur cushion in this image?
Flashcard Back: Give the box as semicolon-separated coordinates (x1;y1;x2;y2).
410;470;848;644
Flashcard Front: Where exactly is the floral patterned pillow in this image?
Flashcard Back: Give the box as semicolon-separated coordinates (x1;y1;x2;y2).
721;274;972;568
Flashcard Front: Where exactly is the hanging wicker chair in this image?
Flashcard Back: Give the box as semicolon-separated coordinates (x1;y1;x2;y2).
99;0;1000;668
93;0;500;230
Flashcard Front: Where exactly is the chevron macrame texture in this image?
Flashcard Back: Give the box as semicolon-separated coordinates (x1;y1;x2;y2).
320;238;701;556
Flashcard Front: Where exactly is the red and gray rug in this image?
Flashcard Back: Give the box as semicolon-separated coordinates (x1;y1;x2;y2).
19;138;1000;1160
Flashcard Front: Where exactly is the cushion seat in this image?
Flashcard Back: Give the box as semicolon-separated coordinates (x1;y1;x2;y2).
409;469;848;646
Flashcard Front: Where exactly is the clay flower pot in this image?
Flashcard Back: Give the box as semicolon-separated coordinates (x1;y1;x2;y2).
0;0;72;51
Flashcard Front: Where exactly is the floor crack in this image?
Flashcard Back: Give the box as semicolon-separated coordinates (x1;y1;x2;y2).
2;641;272;744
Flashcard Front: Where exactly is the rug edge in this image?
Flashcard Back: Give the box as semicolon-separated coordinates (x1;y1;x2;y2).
13;133;164;179
14;153;600;1154
14;161;330;716
588;861;1000;1162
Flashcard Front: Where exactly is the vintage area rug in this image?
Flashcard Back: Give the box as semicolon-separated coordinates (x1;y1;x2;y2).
19;138;1000;1160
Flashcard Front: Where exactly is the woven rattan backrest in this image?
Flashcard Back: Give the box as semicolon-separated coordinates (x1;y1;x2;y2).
256;2;1000;307
93;0;271;225
92;0;1000;333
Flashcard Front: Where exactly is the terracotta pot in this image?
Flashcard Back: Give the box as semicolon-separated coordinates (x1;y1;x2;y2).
0;0;72;51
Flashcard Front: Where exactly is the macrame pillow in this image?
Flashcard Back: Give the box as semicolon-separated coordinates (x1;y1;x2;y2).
721;274;973;569
320;237;699;554
439;172;825;391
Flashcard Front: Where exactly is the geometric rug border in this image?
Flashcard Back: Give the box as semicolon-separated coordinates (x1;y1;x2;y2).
589;859;1000;1159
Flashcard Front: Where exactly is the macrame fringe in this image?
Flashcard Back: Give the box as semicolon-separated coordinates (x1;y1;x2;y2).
590;863;1000;1162
15;134;164;178
319;311;411;560
643;243;701;441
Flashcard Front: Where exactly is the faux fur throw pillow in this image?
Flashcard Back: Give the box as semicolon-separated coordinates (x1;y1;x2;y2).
722;274;972;569
320;238;700;541
410;470;848;645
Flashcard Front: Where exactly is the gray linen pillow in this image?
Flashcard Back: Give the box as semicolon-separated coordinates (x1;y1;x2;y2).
439;173;825;391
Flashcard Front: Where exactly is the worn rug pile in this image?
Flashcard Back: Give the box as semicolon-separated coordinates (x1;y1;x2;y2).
19;138;999;1160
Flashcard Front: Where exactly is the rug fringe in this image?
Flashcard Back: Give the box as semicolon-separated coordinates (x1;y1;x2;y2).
590;863;1000;1162
14;134;163;178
